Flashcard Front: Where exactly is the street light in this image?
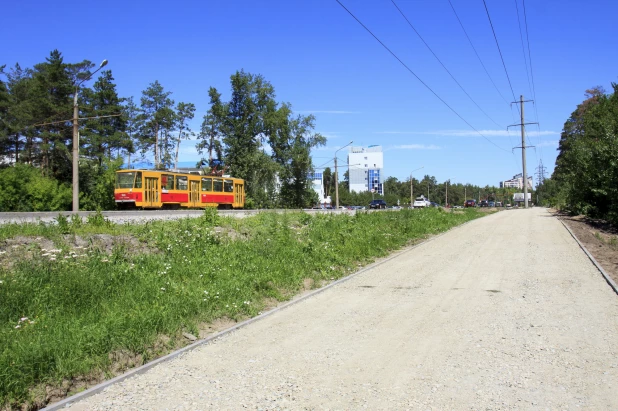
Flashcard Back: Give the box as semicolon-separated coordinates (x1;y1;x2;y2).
410;166;424;207
72;59;108;212
335;141;353;210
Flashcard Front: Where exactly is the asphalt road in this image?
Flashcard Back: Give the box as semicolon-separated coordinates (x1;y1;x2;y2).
66;208;618;410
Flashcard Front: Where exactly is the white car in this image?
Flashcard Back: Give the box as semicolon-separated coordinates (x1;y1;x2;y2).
413;196;431;208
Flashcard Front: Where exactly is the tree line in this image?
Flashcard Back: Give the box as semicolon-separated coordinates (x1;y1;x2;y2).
536;82;618;224
320;167;524;208
0;50;325;211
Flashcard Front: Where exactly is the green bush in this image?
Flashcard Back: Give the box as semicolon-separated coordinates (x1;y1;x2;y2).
0;164;71;212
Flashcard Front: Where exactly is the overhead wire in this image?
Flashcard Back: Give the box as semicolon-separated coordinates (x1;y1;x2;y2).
335;0;511;153
522;0;544;163
513;0;536;165
446;0;518;169
390;0;505;130
446;0;510;108
513;0;534;101
481;0;536;175
481;0;520;117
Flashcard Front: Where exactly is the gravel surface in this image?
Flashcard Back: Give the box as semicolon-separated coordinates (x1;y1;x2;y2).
65;208;618;410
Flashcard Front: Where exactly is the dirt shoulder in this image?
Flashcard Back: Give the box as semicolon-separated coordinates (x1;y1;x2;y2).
552;209;618;285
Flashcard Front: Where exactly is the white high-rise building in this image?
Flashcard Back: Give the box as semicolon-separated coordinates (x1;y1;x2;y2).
347;145;384;195
307;172;330;204
500;173;533;189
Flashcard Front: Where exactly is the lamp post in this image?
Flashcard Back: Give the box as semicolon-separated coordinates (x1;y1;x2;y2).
410;166;424;207
73;59;108;212
335;140;353;210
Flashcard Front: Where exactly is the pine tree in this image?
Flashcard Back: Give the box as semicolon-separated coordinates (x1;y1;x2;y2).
197;87;225;165
121;96;139;168
174;102;195;169
81;70;127;167
137;81;174;168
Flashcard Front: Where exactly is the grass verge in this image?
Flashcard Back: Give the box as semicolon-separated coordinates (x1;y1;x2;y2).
0;208;484;409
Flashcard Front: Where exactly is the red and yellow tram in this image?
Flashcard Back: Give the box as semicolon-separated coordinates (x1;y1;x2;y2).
115;170;245;209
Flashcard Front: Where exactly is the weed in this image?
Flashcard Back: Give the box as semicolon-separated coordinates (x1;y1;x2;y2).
87;210;109;227
201;207;220;226
54;213;71;234
0;207;484;406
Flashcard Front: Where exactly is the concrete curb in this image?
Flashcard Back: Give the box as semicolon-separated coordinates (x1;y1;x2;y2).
558;215;618;296
42;213;484;410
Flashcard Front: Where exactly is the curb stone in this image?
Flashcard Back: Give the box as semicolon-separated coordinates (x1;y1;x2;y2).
557;212;618;296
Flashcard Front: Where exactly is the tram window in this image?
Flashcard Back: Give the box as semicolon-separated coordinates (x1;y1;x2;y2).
162;174;174;190
224;180;234;192
116;172;136;188
135;172;142;188
176;176;188;190
201;178;212;191
213;179;223;192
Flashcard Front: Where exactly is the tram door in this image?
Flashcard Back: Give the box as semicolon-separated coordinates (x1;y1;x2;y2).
189;180;200;207
143;177;161;208
234;183;243;208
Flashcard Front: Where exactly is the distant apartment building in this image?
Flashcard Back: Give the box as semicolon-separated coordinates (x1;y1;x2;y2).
348;145;384;195
500;173;533;189
307;173;330;204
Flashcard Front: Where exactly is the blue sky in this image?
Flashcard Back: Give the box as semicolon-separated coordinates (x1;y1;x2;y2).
3;0;617;187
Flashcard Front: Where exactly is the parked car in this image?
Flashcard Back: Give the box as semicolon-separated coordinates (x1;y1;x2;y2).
479;200;489;207
496;201;502;207
369;199;387;209
413;195;430;208
464;199;476;208
429;202;439;208
488;201;495;207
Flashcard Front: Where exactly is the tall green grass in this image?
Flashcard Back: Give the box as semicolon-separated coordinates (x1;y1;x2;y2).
0;208;483;407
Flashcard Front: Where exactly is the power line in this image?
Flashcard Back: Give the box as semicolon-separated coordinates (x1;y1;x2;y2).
512;0;539;170
482;0;520;117
446;0;510;106
513;0;533;100
335;0;510;153
522;0;543;160
391;0;505;130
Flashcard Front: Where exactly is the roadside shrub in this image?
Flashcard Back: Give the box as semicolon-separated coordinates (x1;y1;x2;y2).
0;164;71;212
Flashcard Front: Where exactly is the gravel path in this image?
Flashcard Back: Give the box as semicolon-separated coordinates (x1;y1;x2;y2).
66;208;618;410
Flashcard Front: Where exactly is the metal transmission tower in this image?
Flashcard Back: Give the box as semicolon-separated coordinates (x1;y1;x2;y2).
508;95;537;209
535;159;547;187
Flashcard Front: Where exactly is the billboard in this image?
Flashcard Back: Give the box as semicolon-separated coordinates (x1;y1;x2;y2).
513;193;531;202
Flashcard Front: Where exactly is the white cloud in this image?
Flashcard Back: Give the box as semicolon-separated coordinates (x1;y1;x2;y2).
389;144;441;150
536;140;559;147
375;129;559;137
